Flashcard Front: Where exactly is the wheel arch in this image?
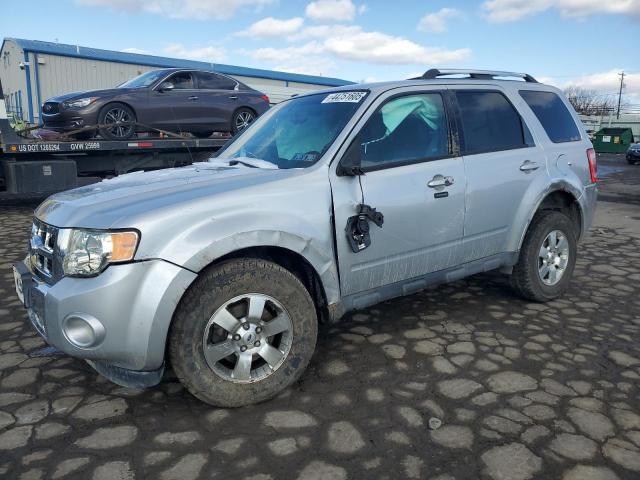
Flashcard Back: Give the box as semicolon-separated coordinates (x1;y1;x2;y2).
516;185;584;253
98;100;137;121
209;245;331;324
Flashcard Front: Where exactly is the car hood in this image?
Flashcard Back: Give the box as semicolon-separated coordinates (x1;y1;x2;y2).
35;163;305;229
46;88;137;103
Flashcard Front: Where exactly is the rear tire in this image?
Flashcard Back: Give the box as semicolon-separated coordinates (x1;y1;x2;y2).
231;108;255;134
510;211;577;302
169;258;318;407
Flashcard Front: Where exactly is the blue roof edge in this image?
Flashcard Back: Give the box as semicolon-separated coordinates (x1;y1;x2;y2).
4;38;354;87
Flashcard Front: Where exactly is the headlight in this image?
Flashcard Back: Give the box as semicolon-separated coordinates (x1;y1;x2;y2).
59;229;139;277
62;97;98;109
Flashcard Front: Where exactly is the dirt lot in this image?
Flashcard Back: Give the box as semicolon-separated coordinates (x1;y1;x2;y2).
0;154;639;480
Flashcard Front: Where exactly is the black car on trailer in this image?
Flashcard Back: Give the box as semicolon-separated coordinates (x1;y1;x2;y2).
0;78;228;200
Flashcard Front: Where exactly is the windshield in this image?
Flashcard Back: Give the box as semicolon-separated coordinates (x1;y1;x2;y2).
118;70;168;89
216;91;368;169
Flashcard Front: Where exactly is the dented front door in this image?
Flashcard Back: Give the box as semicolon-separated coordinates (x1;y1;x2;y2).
330;89;466;297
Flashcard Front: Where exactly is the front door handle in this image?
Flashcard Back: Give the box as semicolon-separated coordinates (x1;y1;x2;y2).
188;95;198;101
229;95;238;100
427;175;454;188
519;160;539;172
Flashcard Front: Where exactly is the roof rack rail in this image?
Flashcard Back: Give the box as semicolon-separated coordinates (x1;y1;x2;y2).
409;68;538;83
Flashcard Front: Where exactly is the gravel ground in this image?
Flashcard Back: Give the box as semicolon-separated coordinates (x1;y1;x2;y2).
0;154;638;480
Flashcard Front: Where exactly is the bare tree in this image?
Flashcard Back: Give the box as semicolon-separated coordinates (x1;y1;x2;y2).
564;87;615;116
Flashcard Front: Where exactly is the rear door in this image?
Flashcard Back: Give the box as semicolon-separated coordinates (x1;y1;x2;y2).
451;88;540;262
195;72;239;131
148;71;200;131
331;88;466;296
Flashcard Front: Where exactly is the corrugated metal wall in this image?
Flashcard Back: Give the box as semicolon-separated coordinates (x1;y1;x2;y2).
0;40;28;119
1;39;334;124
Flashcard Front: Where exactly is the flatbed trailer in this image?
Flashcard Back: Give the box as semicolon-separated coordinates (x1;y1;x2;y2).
0;80;227;202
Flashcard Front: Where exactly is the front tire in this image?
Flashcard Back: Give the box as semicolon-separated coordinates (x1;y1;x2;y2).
98;103;136;140
510;211;577;302
169;258;318;407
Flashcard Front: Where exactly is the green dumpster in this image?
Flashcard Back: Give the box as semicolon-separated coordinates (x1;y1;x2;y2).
592;127;635;154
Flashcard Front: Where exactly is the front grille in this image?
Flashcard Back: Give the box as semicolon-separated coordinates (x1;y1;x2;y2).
42;102;60;114
29;219;59;282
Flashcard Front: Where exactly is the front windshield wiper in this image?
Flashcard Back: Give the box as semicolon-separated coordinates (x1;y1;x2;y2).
212;156;279;169
229;159;259;168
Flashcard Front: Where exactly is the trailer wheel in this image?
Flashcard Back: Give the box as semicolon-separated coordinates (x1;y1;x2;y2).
98;103;136;141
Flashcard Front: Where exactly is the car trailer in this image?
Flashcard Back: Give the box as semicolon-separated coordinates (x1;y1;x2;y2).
0;80;228;202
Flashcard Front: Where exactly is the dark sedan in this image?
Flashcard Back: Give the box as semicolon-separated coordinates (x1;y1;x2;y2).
41;68;270;140
627;142;640;165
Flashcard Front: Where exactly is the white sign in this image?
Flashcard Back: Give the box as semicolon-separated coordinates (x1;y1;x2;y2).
322;91;367;103
602;135;611;143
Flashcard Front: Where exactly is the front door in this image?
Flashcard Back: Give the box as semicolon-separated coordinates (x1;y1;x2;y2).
330;90;466;297
148;71;201;132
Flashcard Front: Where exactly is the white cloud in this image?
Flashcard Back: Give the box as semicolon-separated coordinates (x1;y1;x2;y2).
121;47;151;55
163;43;226;62
250;42;326;63
305;0;358;22
542;69;640;105
237;17;304;38
418;8;461;33
482;0;640;23
76;0;275;20
273;57;336;76
322;26;471;64
249;24;471;68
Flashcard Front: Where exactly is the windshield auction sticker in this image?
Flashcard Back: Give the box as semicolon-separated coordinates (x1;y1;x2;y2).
322;91;367;103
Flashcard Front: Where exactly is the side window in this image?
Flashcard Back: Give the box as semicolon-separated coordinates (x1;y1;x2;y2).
197;72;237;90
455;91;530;154
166;72;194;90
519;90;581;143
358;93;449;170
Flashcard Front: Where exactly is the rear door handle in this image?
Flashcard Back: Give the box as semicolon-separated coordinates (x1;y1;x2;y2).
229;96;238;100
188;95;198;101
427;175;454;188
519;160;539;172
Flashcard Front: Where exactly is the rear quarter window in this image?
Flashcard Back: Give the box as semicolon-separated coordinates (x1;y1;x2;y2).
519;90;581;143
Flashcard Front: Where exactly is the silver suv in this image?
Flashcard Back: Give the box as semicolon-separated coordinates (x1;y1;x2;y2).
14;69;597;407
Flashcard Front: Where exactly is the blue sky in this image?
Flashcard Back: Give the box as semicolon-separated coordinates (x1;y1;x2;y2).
3;0;639;104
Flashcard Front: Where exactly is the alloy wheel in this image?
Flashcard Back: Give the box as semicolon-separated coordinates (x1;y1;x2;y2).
235;111;254;131
538;229;570;286
103;107;134;139
202;293;293;383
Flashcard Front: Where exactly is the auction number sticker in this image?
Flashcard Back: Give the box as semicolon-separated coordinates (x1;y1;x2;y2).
322;91;367;103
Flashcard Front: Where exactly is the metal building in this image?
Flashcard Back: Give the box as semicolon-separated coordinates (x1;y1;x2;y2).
0;38;352;124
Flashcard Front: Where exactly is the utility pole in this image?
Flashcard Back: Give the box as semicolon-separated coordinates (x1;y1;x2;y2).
616;71;625;119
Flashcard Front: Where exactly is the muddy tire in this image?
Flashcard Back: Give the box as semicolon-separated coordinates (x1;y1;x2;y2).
510;211;577;302
169;258;317;407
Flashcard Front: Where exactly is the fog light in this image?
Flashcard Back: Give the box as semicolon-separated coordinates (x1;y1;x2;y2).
62;313;105;348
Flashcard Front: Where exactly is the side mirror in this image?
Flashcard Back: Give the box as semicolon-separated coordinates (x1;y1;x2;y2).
336;138;363;176
157;82;175;92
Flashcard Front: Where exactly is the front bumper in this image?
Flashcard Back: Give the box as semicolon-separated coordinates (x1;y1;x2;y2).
41;108;99;132
627;151;640;161
15;258;197;374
